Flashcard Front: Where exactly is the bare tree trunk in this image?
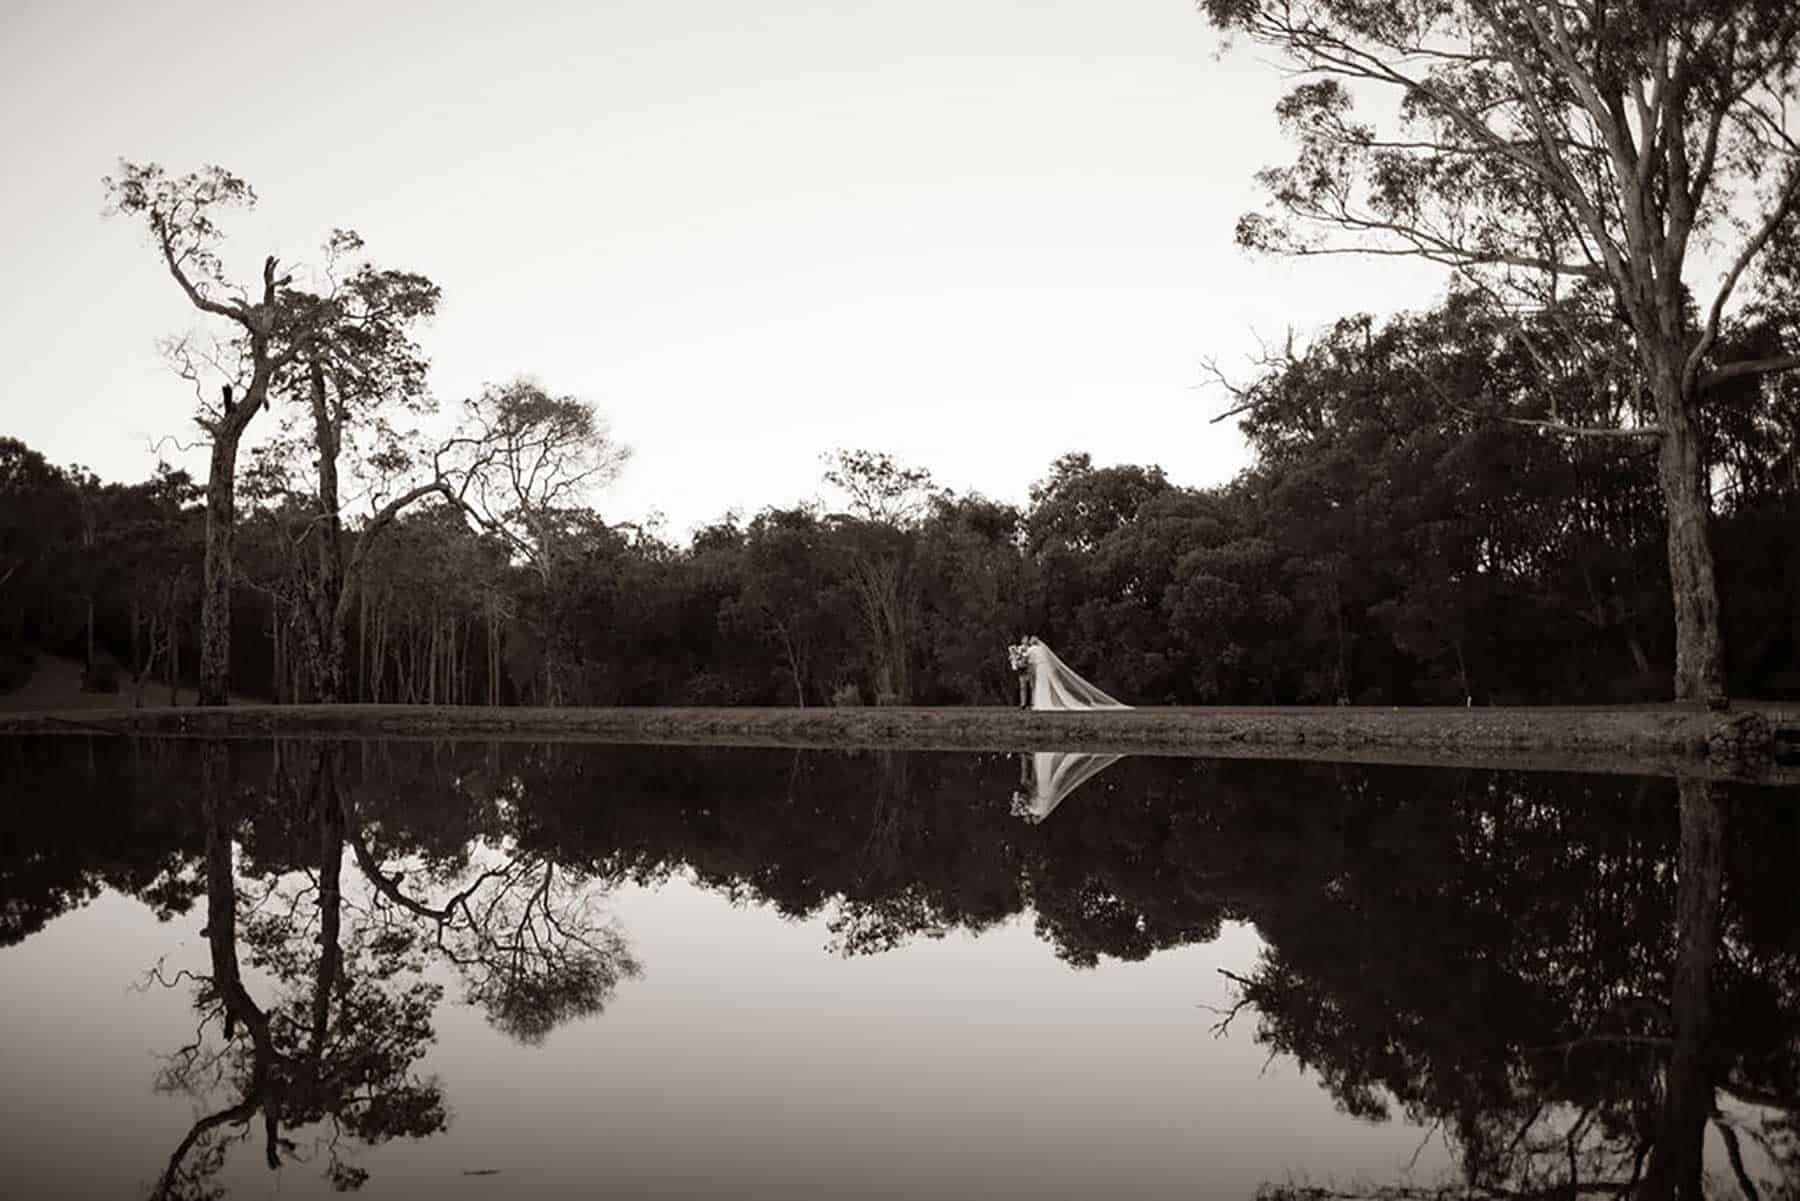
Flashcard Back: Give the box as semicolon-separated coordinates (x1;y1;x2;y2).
456;616;469;705
270;599;284;705
200;427;244;707
850;554;914;705
396;629;410;703
357;587;368;702
778;623;806;707
298;360;348;704
487;593;500;706
130;600;144;707
371;602;386;703
1654;367;1727;705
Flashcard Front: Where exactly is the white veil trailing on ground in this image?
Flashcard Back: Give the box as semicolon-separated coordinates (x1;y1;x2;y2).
1028;640;1130;711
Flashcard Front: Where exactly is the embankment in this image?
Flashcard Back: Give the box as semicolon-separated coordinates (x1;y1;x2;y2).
2;702;1796;784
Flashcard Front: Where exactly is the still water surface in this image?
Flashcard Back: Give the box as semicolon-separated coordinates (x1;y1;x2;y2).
1;738;1795;1199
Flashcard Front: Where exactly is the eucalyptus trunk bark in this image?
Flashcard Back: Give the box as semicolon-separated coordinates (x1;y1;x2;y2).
299;361;348;704
199;435;241;706
488;596;501;706
198;373;275;707
270;600;283;704
851;554;913;705
780;626;806;707
1651;367;1727;706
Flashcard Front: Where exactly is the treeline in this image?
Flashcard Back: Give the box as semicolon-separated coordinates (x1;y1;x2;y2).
26;155;1790;708
6;280;1800;704
0;325;1779;705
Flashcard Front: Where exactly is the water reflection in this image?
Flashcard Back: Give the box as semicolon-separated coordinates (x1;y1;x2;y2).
1239;775;1798;1200
1010;750;1124;824
144;741;639;1196
2;739;1797;1199
154;743;445;1196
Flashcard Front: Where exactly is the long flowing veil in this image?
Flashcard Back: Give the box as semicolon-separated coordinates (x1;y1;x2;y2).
1030;642;1130;711
1010;750;1124;823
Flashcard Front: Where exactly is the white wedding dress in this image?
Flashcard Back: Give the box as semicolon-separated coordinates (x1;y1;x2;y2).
1027;641;1130;711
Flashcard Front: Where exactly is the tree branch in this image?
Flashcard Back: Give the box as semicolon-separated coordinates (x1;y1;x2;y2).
157;233;244;325
1699;353;1800;392
1499;415;1664;440
1686;164;1800;394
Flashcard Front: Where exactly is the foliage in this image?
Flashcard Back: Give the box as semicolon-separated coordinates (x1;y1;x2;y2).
1199;0;1800;702
10;276;1800;706
76;129;1800;710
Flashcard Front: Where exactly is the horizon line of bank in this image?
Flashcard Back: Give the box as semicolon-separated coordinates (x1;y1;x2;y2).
1;702;1795;785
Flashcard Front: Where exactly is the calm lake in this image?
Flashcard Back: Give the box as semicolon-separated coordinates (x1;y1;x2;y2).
2;737;1796;1200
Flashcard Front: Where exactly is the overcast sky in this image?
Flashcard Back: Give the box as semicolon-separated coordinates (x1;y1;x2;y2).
2;0;1449;537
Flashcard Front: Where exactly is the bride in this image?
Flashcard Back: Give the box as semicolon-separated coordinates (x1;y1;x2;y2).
1022;637;1130;711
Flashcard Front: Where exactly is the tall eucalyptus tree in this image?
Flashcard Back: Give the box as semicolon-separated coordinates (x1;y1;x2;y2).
1201;0;1800;703
105;164;438;705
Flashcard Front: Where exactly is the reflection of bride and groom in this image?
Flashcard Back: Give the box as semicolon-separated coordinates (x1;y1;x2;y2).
1011;748;1123;824
1004;637;1130;823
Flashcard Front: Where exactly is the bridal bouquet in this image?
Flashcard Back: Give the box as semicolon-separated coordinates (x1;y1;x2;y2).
1007;642;1030;671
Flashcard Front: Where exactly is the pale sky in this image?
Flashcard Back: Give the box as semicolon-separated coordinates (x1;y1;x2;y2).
1;0;1448;537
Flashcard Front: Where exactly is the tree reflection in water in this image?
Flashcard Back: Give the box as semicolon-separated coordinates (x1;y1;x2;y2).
3;738;1796;1200
148;740;638;1197
493;745;1800;1201
1226;777;1798;1201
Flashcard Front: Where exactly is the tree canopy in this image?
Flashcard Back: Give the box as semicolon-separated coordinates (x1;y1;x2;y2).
8;269;1800;707
1199;0;1800;702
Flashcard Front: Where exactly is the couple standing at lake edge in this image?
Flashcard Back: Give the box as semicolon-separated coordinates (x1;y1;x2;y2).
1007;637;1131;711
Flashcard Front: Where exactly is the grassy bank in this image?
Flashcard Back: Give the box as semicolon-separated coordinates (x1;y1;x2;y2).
1;701;1796;784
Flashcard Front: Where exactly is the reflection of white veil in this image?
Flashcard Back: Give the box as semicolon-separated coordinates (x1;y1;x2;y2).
1029;641;1129;711
1010;750;1124;823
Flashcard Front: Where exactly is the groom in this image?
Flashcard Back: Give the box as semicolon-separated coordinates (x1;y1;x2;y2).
1007;637;1034;708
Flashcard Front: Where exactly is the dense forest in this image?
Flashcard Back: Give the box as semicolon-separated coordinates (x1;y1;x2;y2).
3;278;1797;708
